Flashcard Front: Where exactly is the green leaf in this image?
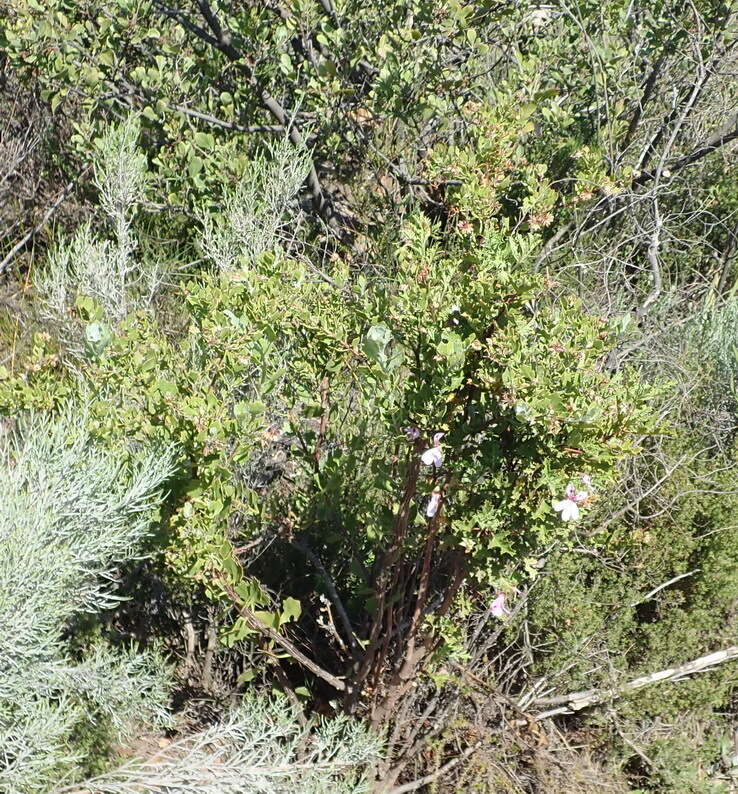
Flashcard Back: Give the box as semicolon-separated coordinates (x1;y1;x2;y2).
98;49;115;68
234;400;266;420
193;131;214;150
363;324;392;365
235;578;268;608
253;610;280;629
237;667;256;683
188;155;203;178
75;294;103;321
280;596;302;625
85;322;111;357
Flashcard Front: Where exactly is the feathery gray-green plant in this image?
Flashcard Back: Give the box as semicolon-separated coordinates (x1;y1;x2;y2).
0;407;175;793
57;696;381;794
200;138;311;272
34;115;162;334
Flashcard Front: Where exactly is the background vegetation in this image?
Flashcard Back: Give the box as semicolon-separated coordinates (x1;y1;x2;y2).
1;1;737;791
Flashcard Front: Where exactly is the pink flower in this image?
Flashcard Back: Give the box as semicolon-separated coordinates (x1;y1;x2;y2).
426;487;442;518
581;474;593;489
420;432;445;468
491;592;510;618
553;482;588;521
403;426;420;441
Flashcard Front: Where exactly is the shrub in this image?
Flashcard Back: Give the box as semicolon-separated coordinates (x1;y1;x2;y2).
0;408;175;791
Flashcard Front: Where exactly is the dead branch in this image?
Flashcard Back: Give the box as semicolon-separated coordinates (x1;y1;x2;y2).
638;201;663;318
532;645;738;719
219;578;347;692
629;569;700;607
0;165;90;276
386;741;483;794
291;537;360;658
634;111;738;186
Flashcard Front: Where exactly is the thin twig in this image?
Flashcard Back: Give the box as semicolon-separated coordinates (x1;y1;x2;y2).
219;578;347;692
386;741;482;794
292;537;360;657
629;569;700;607
0;166;90;276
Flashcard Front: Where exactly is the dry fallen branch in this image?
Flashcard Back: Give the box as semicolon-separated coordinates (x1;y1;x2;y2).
386;741;483;794
532;645;738;719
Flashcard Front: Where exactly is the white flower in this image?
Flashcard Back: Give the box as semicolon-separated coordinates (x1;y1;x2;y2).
491;593;510;618
421;447;443;467
420;432;445;468
553;497;580;521
426;487;442;518
553;483;588;522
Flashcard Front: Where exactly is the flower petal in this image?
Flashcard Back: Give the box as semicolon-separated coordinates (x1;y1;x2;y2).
426;489;442;518
421;447;443;468
491;593;510;618
554;499;580;521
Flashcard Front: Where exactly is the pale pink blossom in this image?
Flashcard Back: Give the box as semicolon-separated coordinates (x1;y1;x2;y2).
491;593;510;618
420;432;445;468
426;487;442;518
581;474;593;489
553;482;588;521
403;426;420;441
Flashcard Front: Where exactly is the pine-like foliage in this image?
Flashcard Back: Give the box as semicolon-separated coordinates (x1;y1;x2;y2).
200;137;311;272
0;408;176;793
34;115;163;334
58;696;381;794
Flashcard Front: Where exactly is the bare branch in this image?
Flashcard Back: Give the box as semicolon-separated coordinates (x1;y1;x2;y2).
169;104;284;134
387;741;482;794
532;645;738;718
292;538;360;658
634;112;738;186
629;569;700;607
0;166;90;276
638;201;663;318
218;578;347;692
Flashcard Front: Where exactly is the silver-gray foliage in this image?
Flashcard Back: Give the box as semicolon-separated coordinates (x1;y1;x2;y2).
0;408;176;793
200;138;311;272
57;696;381;794
687;294;738;443
35;115;163;335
